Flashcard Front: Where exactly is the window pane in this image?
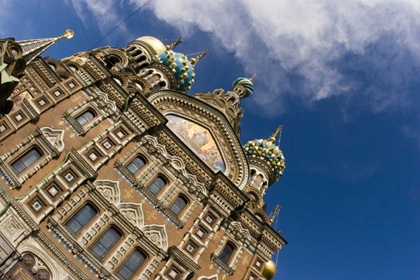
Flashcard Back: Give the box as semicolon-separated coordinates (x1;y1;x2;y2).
91;227;121;258
66;203;97;234
170;196;187;215
76;110;95;125
220;243;235;262
12;147;42;174
148;176;166;195
117;249;147;279
127;157;146;174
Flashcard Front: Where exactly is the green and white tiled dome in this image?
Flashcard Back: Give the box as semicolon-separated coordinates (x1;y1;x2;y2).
243;126;285;182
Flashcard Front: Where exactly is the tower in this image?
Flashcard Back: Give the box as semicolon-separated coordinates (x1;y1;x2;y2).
0;33;287;280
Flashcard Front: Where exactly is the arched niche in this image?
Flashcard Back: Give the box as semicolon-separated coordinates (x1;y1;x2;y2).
166;114;226;174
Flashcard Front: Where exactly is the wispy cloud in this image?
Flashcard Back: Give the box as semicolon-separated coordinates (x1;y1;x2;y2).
65;0;132;44
66;0;420;114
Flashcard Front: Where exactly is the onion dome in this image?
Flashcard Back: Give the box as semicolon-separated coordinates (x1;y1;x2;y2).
157;50;194;91
262;260;277;280
243;126;285;182
135;36;166;55
157;50;206;91
232;75;254;98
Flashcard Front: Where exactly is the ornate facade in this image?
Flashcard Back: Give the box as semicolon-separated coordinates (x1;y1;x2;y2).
0;32;287;280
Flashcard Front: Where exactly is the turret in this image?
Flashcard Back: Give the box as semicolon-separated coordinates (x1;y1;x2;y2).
243;126;285;212
0;29;74;116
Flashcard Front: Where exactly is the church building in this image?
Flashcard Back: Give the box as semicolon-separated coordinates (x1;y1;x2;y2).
0;30;286;280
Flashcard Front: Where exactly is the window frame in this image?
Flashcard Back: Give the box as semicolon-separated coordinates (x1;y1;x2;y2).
75;109;96;126
184;239;199;256
169;195;189;216
116;248;148;280
147;175;167;195
90;226;123;260
165;265;183;280
219;241;236;264
11;146;43;175
65;202;99;235
205;212;216;226
126;155;147;175
195;226;208;240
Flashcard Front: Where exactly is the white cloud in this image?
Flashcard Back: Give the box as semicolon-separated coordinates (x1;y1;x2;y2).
65;0;131;43
67;0;420;113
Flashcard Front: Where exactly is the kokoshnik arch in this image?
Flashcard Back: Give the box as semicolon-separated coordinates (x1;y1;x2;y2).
0;31;287;280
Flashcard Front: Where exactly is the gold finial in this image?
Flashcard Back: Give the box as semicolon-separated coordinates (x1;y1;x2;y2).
189;49;207;65
268;125;283;143
249;74;256;82
166;37;183;50
262;260;277;280
57;29;74;40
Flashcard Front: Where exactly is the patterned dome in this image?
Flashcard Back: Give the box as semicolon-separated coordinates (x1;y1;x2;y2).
157;50;195;91
243;138;285;181
232;77;254;97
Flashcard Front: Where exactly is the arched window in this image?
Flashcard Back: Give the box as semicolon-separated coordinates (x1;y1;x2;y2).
91;226;122;259
250;169;256;177
170;195;188;215
117;248;147;279
11;147;42;174
76;109;96;125
105;55;121;68
131;49;142;56
148;175;167;195
127;156;146;174
66;203;98;234
219;242;235;263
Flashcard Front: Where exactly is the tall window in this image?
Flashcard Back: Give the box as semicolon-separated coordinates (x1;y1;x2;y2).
76;109;95;125
127;156;146;174
91;226;122;259
219;242;235;263
66;203;98;234
169;195;188;215
11;147;42;174
148;175;167;195
116;249;147;279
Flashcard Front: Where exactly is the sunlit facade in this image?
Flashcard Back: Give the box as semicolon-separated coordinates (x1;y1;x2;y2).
0;33;286;280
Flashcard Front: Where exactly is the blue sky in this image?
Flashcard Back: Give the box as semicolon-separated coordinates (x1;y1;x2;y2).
2;0;420;279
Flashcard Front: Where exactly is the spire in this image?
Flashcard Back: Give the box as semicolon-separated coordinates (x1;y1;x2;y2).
269;205;281;224
165;37;183;50
17;29;74;64
249;74;256;82
268;125;283;143
189;50;207;65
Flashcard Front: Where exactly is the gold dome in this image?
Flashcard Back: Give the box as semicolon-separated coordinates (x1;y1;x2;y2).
135;36;166;54
262;260;277;280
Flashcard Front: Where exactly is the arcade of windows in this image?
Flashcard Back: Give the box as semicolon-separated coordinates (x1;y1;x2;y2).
65;203;148;280
126;155;190;216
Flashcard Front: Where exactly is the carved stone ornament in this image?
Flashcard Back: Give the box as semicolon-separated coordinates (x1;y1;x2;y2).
149;90;249;190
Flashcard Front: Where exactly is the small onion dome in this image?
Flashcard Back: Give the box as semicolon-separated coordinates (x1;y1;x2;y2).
262;260;277;280
243;139;285;181
232;77;254;98
157;50;195;91
135;36;166;55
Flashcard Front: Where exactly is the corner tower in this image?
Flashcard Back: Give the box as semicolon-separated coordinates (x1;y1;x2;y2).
243;126;286;221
